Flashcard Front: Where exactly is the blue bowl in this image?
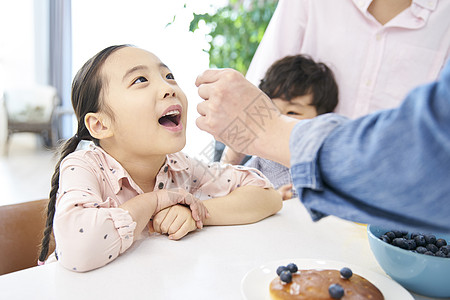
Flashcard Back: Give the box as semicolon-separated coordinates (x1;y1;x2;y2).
367;225;450;298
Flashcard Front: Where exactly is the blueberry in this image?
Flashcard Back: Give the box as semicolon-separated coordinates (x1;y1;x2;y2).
440;245;450;255
385;230;450;258
426;244;439;253
410;232;421;239
328;283;345;299
416;246;427;254
406;239;417;250
435;251;447;258
385;231;396;241
380;235;391;243
286;263;298;273
276;266;288;276
414;235;426;247
425;234;437;245
279;270;292;283
340;267;353;279
392;230;403;238
393;238;408;249
436;238;447;248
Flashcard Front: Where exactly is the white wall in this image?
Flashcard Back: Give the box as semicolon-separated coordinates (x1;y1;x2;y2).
0;0;36;90
34;0;50;86
0;0;36;149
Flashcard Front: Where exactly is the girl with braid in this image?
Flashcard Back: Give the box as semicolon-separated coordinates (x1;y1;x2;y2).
38;45;281;272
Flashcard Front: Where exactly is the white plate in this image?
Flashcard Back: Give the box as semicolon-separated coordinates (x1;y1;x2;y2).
241;258;413;300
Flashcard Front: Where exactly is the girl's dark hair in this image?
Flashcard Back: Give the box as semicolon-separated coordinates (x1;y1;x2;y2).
38;44;130;263
258;55;339;115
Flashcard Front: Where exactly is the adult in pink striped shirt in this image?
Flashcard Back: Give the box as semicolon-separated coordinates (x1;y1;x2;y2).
223;0;450;165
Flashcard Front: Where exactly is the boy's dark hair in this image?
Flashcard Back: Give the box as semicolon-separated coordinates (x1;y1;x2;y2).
258;55;338;115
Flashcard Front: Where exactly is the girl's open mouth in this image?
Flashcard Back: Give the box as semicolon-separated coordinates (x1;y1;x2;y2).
158;105;183;132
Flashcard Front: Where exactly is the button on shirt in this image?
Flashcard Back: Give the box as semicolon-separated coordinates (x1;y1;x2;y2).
246;0;450;119
290;60;450;234
53;144;272;272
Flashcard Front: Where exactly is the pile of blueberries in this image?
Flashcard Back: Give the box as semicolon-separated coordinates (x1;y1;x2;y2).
276;263;299;283
276;263;352;299
379;230;450;258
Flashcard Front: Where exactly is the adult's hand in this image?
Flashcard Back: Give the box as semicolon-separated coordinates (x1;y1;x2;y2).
195;68;298;166
195;69;279;156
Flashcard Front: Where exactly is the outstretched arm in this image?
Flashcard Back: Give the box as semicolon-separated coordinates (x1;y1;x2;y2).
290;61;450;233
202;186;282;226
196;69;298;167
196;61;450;233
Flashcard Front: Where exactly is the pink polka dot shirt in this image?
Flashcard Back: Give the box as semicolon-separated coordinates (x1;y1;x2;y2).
53;143;272;272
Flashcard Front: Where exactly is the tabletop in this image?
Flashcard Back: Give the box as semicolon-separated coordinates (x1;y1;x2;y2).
0;199;438;300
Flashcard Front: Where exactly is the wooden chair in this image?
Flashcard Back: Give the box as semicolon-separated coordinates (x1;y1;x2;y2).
0;199;54;275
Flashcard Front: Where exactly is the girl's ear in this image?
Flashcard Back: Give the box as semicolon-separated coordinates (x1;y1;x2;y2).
85;112;113;140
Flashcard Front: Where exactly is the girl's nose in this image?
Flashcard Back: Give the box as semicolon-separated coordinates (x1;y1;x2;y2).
160;77;176;99
163;91;176;98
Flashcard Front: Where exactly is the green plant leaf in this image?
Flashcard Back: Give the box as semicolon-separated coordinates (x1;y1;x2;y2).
187;0;277;75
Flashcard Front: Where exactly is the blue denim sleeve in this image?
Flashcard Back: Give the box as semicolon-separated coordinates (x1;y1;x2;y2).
289;114;349;220
290;60;450;234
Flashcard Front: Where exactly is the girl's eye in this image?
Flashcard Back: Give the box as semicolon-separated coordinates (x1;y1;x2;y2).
133;76;148;84
166;73;175;80
287;111;300;115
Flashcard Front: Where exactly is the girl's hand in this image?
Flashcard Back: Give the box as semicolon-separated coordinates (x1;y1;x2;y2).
154;189;209;229
151;205;198;240
277;184;293;200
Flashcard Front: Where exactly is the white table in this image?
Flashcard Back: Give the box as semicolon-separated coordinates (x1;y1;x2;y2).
0;199;435;299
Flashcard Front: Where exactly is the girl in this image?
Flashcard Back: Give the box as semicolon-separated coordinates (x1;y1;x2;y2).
38;45;282;272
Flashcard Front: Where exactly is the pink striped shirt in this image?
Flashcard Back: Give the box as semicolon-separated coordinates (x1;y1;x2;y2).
246;0;450;119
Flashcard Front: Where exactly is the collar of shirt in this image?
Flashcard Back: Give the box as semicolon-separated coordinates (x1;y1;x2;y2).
410;0;437;22
351;0;438;29
88;143;189;195
164;153;190;172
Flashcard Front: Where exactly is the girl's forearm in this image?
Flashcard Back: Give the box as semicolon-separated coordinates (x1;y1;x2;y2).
119;193;157;241
202;186;282;226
